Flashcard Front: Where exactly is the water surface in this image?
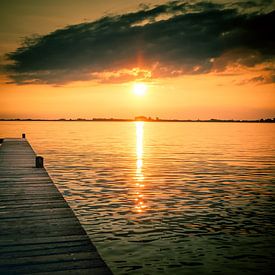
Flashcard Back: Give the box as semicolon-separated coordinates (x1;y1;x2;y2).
1;122;274;274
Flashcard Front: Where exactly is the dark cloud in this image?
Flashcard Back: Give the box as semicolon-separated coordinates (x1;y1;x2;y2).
242;74;275;85
4;0;275;85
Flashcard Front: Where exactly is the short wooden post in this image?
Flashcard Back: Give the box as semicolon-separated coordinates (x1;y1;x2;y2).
22;133;26;139
36;156;44;168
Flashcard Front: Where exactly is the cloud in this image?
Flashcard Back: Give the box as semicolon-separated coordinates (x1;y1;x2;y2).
238;73;275;85
4;0;275;85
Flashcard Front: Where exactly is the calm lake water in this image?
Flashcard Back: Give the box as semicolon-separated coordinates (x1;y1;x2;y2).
1;121;274;274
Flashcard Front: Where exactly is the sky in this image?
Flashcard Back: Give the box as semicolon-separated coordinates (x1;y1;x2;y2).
0;0;274;120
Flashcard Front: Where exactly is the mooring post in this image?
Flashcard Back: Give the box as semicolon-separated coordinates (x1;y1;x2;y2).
22;133;26;139
36;156;44;168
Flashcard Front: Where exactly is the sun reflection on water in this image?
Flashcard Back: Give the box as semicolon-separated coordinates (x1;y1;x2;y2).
134;122;146;212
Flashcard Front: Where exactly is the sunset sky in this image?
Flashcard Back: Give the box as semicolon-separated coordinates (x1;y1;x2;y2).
0;0;274;119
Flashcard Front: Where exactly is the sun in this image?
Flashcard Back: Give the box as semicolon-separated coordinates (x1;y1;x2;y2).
133;82;147;96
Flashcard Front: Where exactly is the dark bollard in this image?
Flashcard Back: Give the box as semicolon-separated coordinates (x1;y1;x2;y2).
36;156;44;168
22;133;26;139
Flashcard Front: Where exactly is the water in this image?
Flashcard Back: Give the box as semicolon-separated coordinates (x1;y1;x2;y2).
1;121;274;274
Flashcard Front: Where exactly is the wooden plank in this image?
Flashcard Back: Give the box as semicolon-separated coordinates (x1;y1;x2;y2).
0;260;111;274
0;138;112;274
0;239;92;253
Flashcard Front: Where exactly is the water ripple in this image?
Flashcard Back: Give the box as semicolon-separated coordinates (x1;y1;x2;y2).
1;121;274;274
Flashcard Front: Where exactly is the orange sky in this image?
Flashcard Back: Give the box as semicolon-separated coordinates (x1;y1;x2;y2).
0;0;274;120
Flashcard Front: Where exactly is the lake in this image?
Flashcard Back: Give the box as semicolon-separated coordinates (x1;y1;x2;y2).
0;121;274;274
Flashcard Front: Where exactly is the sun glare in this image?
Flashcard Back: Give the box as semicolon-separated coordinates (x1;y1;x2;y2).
133;83;147;96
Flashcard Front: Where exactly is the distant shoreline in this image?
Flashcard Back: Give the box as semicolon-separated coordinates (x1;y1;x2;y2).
0;118;274;123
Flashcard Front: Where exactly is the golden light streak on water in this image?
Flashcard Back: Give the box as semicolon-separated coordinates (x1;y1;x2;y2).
135;122;146;212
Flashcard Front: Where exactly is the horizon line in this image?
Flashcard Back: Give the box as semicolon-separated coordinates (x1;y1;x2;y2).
0;117;275;123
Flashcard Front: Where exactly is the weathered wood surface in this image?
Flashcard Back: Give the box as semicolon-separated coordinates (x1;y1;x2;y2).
0;138;112;274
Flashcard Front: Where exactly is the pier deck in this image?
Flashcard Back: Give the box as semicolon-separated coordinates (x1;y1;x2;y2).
0;138;112;274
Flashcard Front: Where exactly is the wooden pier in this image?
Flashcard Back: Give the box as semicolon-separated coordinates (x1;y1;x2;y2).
0;137;112;274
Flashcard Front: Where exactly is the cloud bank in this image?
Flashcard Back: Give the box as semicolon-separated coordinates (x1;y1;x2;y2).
5;0;275;85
